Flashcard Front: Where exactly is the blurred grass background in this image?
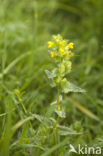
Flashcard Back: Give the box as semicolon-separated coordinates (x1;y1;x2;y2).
0;0;103;155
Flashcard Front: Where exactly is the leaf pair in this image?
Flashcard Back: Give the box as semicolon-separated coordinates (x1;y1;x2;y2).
45;69;86;93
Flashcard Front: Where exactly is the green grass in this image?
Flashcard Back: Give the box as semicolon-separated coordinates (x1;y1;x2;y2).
0;0;103;155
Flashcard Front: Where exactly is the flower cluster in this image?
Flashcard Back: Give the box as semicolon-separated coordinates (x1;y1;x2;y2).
47;34;74;91
48;35;73;59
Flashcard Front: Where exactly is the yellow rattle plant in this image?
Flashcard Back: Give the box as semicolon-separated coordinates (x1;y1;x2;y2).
45;34;85;118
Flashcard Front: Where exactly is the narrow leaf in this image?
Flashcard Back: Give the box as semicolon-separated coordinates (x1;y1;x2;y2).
70;99;100;121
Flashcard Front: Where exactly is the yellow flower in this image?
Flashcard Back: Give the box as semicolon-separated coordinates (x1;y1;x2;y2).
59;48;65;56
51;52;55;58
67;51;72;56
67;42;74;49
60;40;66;46
48;41;54;48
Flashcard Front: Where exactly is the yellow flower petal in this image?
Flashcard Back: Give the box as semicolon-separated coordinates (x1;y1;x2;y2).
67;51;72;56
59;48;65;55
48;41;54;48
60;40;66;46
51;52;55;58
67;42;74;49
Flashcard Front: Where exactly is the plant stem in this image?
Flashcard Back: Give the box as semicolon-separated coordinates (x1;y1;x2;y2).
57;87;61;111
53;87;61;129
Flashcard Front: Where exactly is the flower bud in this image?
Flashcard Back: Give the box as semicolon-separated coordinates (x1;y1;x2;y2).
61;78;67;89
54;77;62;86
59;63;65;74
64;61;72;71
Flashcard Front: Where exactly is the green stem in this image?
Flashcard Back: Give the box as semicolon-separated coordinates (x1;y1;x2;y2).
53;87;61;128
57;87;61;111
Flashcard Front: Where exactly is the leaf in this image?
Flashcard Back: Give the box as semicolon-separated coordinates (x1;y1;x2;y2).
63;81;86;93
12;116;34;131
55;109;66;118
50;100;57;105
0;109;15;117
0;52;30;79
12;114;46;132
59;131;81;136
45;69;56;79
45;70;53;79
19;144;46;151
33;114;45;122
70;99;100;121
45;69;57;87
57;125;72;131
57;125;82;136
41;137;68;156
50;95;62;105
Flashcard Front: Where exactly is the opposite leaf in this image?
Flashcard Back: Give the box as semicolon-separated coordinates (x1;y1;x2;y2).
45;69;57;79
63;81;86;93
55;108;66;118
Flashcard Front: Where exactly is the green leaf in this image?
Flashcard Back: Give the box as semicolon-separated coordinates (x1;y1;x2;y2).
0;52;30;79
63;81;86;93
45;70;53;79
70;99;100;121
45;69;57;79
41;137;68;156
59;130;82;136
55;108;66;118
57;125;82;136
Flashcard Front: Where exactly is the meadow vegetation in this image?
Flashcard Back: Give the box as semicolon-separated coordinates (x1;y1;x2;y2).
0;0;103;156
